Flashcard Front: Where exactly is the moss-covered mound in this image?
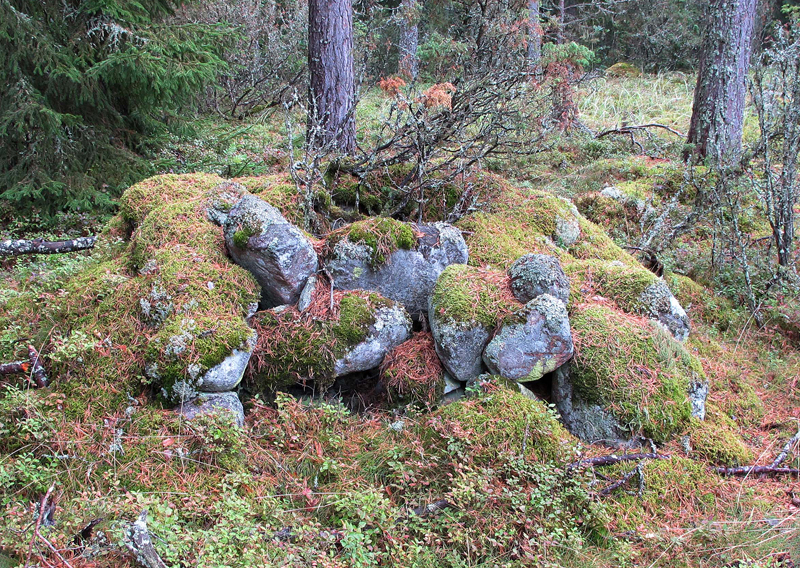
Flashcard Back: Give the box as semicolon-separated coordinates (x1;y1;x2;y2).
248;290;400;392
457;185;637;271
569;303;702;443
564;258;659;313
381;332;444;406
2;173;263;411
427;387;577;464
429;264;520;328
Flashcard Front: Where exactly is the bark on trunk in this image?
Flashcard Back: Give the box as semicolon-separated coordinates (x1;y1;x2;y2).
398;0;419;80
527;0;542;73
308;0;356;153
686;0;758;164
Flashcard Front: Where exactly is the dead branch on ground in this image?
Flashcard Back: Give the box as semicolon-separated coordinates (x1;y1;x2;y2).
0;346;48;388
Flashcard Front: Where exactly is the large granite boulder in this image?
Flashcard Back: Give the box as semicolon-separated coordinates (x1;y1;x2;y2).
196;332;257;393
325;219;468;316
224;194;318;307
508;254;570;305
482;294;573;382
638;280;691;341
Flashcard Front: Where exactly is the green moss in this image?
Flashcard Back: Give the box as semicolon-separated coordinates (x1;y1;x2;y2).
232;225;258;249
689;408;752;466
564;259;658;314
429;264;520;328
430;388;576;464
332;294;377;345
570;303;700;443
330;217;417;267
606;62;642;77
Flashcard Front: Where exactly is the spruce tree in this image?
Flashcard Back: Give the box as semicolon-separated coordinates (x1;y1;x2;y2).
0;0;228;217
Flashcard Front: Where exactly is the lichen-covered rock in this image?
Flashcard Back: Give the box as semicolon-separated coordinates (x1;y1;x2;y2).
224;194;318;307
508;254;570;305
483;295;573;382
639;281;691;341
554;198;581;247
334;302;412;376
325;219;468;315
177;392;244;427
206;181;248;226
196;332;257;393
429;265;520;381
297;275;317;313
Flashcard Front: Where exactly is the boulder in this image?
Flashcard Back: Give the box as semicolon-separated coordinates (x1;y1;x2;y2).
554;198;581;248
334;302;412;376
326;221;468;315
639;280;691;341
508;254;570;305
429;304;492;382
177;392;245;427
483;295;573;382
196;332;257;393
206;181;248;226
224;194;318;307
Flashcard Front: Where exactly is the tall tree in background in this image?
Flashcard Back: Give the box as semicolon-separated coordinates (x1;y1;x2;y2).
685;0;758;163
308;0;356;153
528;0;542;72
398;0;420;79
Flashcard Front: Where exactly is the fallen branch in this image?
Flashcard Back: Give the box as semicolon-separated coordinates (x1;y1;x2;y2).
596;123;685;139
598;464;642;496
0;346;48;388
124;510;168;568
410;499;455;519
0;236;96;257
25;483;55;568
771;424;800;468
568;452;670;470
715;466;800;477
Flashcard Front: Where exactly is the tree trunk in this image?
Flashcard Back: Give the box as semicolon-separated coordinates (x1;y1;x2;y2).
685;0;758;164
398;0;419;80
308;0;356;153
527;0;542;73
557;0;566;44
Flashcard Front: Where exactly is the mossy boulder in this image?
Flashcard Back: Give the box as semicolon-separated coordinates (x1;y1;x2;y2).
177;392;245;427
605;62;642;77
381;332;445;407
325;218;468;315
559;303;705;444
223;193;319;307
249;291;412;393
429;264;520;381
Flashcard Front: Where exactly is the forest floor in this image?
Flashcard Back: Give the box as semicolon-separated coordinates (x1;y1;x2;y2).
0;73;798;567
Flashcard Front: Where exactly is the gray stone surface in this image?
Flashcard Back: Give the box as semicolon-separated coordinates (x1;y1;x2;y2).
551;366;630;445
325;222;468;316
224;194;318;307
333;303;412;376
429;295;492;382
466;374;539;400
196;332;257;393
206;182;248;226
688;380;709;420
297;275;317;313
638;280;691;341
554;198;581;248
177;392;244;427
483;295;574;382
508;254;570;305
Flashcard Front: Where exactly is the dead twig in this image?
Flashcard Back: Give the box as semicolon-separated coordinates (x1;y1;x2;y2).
598;464;643;496
714;466;800;477
0;346;48;388
25;483;55;568
771;423;800;468
596;123;685;139
567;452;671;470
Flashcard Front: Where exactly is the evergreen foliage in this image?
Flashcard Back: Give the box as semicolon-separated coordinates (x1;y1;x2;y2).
0;0;229;218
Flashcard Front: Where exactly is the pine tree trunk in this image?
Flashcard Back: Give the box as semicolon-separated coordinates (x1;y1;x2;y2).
527;0;542;72
686;0;758;164
308;0;356;153
398;0;419;80
557;0;566;44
